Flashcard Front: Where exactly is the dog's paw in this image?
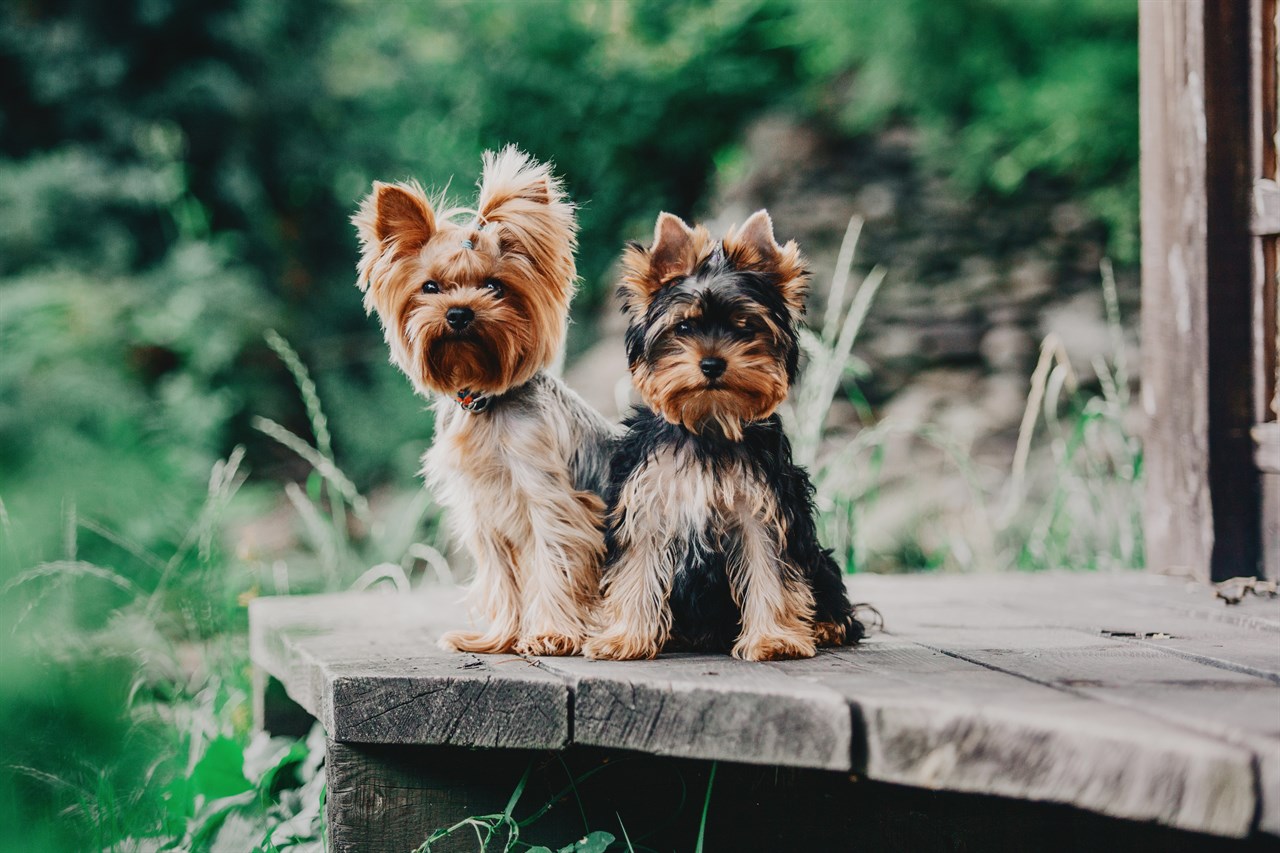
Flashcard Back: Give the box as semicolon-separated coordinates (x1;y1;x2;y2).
813;621;847;647
515;632;581;657
583;631;659;661
438;630;516;654
732;633;817;662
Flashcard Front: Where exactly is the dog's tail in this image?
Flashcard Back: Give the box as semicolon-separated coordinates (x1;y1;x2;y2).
844;602;883;645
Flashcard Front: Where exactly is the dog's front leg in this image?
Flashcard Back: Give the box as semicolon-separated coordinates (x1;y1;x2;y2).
583;532;681;661
727;510;817;662
438;526;521;654
513;474;606;657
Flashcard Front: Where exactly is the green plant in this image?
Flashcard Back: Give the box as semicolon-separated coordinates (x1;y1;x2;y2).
795;252;1142;574
1003;260;1143;569
789;0;1139;262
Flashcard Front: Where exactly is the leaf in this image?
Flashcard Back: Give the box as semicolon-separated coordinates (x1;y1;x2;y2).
558;831;615;853
192;736;254;801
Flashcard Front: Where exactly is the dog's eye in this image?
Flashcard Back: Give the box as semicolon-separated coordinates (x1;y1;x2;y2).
421;280;440;294
736;317;758;335
675;320;696;336
483;279;505;298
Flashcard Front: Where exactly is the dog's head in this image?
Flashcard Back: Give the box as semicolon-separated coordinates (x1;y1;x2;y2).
618;210;808;440
353;146;576;397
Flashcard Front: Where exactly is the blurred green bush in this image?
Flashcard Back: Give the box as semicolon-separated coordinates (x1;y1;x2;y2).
1;0;1137;554
789;0;1138;259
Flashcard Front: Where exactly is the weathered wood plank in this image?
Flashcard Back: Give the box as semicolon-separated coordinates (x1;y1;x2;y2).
534;654;852;770
780;639;1258;837
250;592;570;749
1257;423;1280;474
325;741;557;853
1141;0;1265;582
1141;0;1216;582
1255;179;1280;235
849;572;1280;836
854;571;1280;632
853;572;1280;678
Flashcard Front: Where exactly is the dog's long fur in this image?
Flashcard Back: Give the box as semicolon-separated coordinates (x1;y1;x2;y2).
354;147;614;656
585;211;861;662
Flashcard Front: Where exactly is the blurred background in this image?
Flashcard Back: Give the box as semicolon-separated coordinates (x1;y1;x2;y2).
0;0;1141;849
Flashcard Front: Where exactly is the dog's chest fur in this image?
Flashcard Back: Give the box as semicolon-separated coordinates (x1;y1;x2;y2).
422;371;616;516
613;445;774;546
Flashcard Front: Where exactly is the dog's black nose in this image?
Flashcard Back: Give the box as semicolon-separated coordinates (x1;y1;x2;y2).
446;306;474;330
700;356;727;379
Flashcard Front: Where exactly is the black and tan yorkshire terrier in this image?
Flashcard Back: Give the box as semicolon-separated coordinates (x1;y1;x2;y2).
354;146;614;657
584;211;862;662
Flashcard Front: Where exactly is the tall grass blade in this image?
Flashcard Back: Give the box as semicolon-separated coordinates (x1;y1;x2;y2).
822;215;864;344
252;417;371;523
406;543;454;585
265;330;333;461
350;563;411;593
694;761;717;853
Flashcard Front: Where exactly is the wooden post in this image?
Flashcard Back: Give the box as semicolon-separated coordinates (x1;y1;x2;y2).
1140;0;1265;582
324;742;554;853
1251;0;1280;581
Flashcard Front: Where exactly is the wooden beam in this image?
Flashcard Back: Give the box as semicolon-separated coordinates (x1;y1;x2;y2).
1140;0;1263;581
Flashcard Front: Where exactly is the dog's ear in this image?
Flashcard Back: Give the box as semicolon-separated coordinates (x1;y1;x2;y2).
477;145;557;217
618;212;700;316
650;212;698;283
724;209;808;318
729;209;780;263
475;145;577;291
352;181;437;292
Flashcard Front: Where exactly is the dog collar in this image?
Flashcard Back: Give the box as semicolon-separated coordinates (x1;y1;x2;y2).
454;389;491;413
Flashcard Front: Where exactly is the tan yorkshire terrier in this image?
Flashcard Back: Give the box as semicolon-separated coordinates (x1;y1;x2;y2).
585;211;862;662
353;147;615;656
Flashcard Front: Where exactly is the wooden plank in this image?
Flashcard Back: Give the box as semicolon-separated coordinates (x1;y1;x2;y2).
1255;179;1280;235
850;573;1280;836
325;742;563;853
901;627;1280;840
853;572;1280;678
533;654;852;771
1206;0;1265;580
783;640;1257;838
1142;0;1264;582
1257;422;1280;473
849;574;1280;838
1266;472;1280;583
1140;0;1216;583
250;592;570;749
853;571;1280;634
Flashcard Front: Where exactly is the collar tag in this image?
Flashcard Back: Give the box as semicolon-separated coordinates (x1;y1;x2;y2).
455;389;490;413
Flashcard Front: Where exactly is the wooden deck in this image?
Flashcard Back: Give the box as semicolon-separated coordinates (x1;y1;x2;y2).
250;572;1280;843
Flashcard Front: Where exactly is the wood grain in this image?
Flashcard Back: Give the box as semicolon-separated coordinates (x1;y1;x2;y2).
250;591;570;749
534;654;852;770
1141;0;1265;582
249;575;1280;839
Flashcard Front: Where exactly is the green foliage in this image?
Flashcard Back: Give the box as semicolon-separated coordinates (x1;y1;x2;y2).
790;0;1139;261
323;0;799;309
